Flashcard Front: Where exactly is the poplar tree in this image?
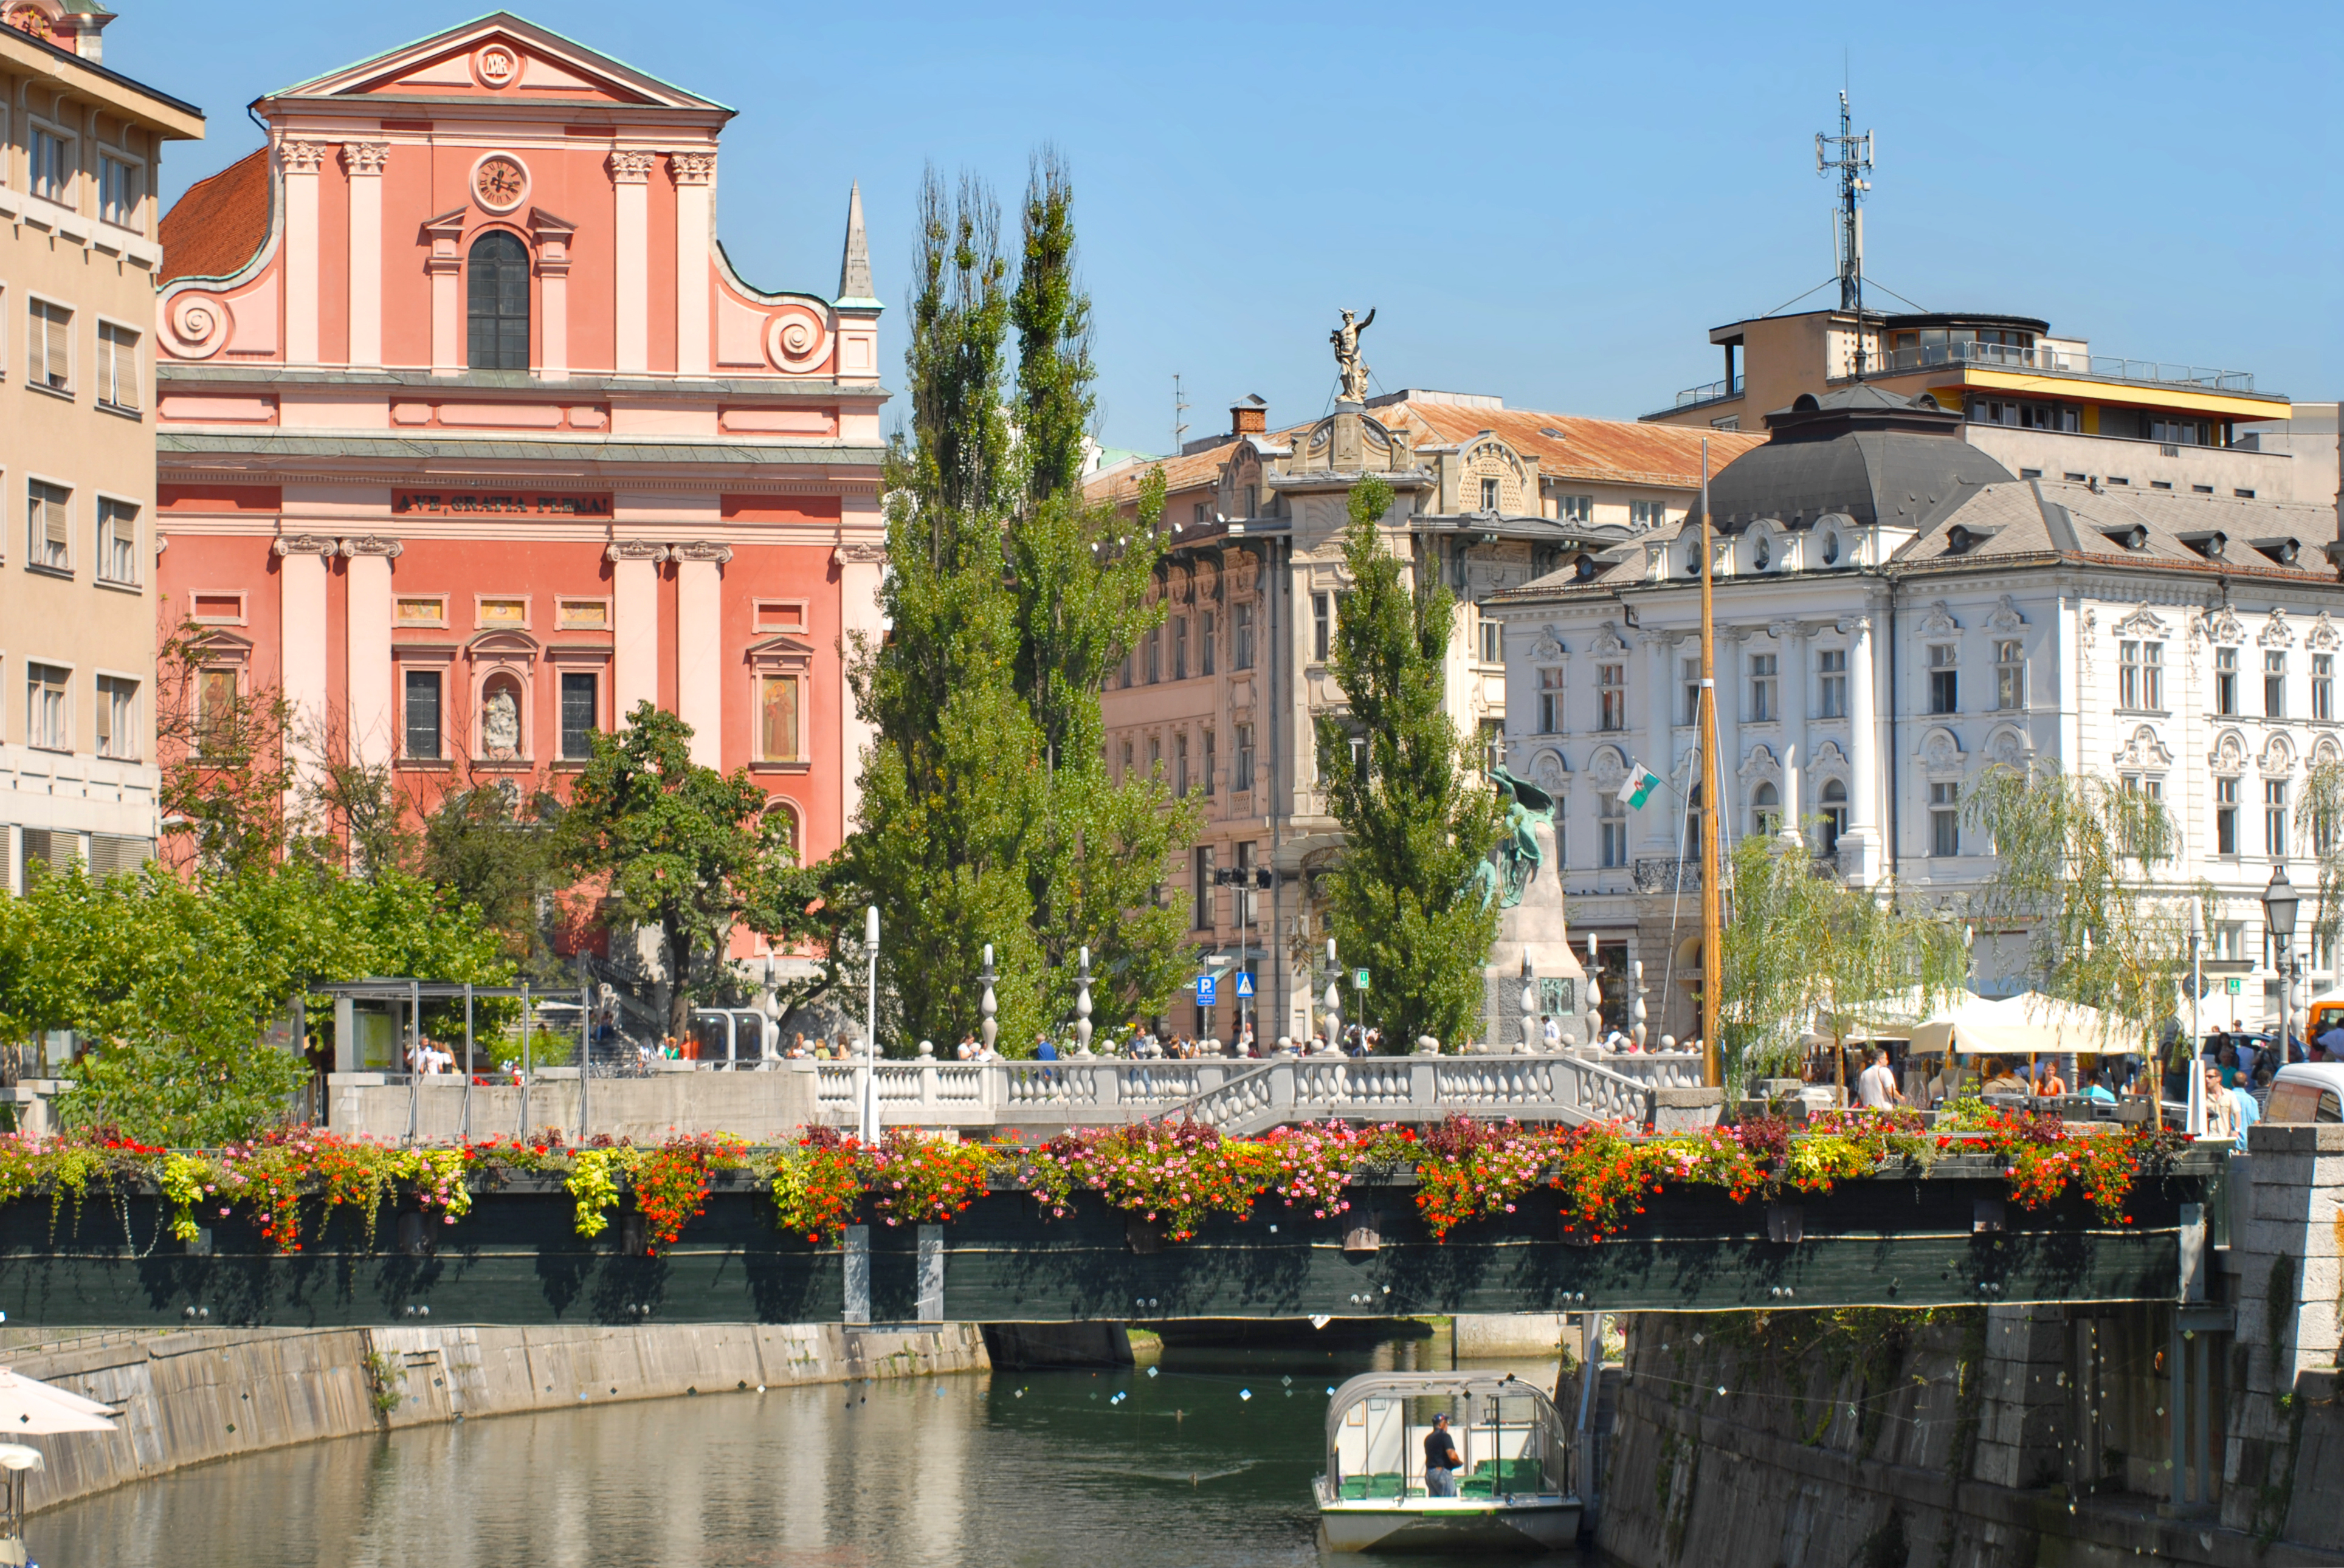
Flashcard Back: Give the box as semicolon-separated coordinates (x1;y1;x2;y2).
833;157;1190;1054
1317;477;1503;1051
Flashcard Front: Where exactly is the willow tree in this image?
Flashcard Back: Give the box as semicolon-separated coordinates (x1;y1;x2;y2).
1964;764;2206;1053
1718;836;1966;1092
1317;476;1503;1051
2297;756;2344;975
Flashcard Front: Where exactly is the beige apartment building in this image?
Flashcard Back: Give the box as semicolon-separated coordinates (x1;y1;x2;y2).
1086;377;1757;1044
1;7;202;892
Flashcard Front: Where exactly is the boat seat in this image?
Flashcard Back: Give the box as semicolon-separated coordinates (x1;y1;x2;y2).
1459;1476;1497;1499
1366;1473;1406;1499
1340;1477;1370;1501
1473;1457;1542;1488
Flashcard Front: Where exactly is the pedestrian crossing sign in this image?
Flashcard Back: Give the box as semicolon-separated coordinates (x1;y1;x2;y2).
1235;972;1255;999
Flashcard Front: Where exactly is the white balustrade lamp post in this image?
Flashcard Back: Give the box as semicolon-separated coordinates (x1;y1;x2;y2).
1631;960;1649;1051
979;944;999;1057
1585;933;1604;1045
861;906;880;1144
1520;955;1540;1053
1324;937;1340;1052
1075;946;1094;1056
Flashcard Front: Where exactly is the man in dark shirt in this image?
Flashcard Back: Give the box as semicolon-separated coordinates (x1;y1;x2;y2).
1424;1412;1462;1497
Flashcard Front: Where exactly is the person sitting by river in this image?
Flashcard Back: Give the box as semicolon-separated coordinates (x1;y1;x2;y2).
1423;1412;1463;1498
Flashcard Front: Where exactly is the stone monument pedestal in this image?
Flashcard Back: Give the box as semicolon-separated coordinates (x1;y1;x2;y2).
1480;814;1589;1051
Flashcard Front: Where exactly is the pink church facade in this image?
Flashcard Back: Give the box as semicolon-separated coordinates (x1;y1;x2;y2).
151;13;884;957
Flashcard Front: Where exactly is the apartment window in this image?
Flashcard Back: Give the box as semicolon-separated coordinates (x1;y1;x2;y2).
94;323;139;411
1241;484;1257;518
1993;639;2024;711
94;676;137;760
2148;416;2210;447
95;498;137;586
2315;654;2334;722
2216;776;2239;857
1201;610;1216;677
1818;779;1848;857
559;672;599;760
29;300;71;393
2266;651;2286;718
1192;846;1215;932
466;232;531;371
1926;645;1957;714
1681;658;1702;726
2119;640;2163;711
1312;593;1331;661
759;676;802;762
2215;647;2238;717
29;127;69;204
1192;503;1209;528
1144;624;1160;684
1480;718;1505;774
1537;667;1565;734
27;481;71;571
2267;779;2289;858
1202;727;1217;798
1748;653;1776;723
1818;648;1847;718
1148;736;1161;778
1598;792;1627;868
1233;601;1255;670
1480;477;1500;511
1929;781;1959;858
1175;731;1191;796
1556;494;1593;524
26;665;67;752
2214;920;2247;963
1751;781;1781;837
1630;500;1668;529
1172;615;1189;681
1233;723;1255;792
402;670;443;759
98;153;140;228
1480;614;1501;665
1595;663;1624;731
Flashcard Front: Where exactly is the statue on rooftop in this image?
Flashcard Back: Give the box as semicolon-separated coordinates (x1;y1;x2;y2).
1331;308;1376;404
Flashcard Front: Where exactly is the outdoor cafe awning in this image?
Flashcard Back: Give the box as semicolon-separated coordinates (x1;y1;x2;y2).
1911;992;2141;1056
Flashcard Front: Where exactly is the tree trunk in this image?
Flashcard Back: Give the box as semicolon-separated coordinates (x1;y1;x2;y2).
667;924;693;1045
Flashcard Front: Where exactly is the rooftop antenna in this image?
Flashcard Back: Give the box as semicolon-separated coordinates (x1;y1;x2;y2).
1816;88;1875;376
1173;373;1190;452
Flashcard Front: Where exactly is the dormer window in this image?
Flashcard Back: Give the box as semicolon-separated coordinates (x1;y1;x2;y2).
1481;478;1500;512
1821;531;1841;566
1753;535;1771;571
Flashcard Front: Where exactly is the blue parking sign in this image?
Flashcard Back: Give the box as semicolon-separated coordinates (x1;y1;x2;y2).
1235;972;1255;999
1195;975;1218;1008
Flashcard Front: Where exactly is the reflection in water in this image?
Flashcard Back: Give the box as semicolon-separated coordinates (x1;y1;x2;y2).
35;1336;1591;1567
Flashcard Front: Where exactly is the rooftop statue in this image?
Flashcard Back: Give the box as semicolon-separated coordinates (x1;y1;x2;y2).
1331;308;1376;405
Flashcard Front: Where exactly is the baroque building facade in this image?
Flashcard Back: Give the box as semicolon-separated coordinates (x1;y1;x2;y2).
1086;380;1756;1043
146;15;884;1016
1491;385;2342;1046
1;5;203;894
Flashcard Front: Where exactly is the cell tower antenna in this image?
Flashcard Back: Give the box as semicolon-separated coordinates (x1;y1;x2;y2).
1815;88;1875;376
1173;373;1190;453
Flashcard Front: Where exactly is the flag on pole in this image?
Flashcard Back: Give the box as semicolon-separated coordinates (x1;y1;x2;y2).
1624;761;1662;810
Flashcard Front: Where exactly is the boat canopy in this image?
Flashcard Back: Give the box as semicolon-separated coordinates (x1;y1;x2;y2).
1323;1372;1569;1502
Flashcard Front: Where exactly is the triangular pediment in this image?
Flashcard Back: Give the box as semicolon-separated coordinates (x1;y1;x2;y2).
267;14;728;113
745;633;816;668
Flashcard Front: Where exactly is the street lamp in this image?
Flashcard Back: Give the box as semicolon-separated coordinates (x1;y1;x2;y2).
2265;862;2299;1062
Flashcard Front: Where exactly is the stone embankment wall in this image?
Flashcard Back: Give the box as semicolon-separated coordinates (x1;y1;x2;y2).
1594;1121;2344;1568
0;1320;987;1514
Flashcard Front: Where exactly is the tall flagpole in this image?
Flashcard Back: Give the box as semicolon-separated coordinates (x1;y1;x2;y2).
1698;441;1723;1089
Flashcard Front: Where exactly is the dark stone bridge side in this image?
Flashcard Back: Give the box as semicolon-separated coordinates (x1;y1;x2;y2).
0;1153;2219;1328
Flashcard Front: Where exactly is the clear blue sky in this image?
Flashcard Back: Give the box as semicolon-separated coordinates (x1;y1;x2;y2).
122;1;2340;456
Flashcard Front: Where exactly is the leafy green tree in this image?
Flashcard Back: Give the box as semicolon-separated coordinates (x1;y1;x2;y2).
422;780;565;982
1316;476;1503;1051
2297;757;2344;974
153;617;292;876
1718;834;1967;1092
1965;763;2206;1054
836;155;1191;1053
555;703;792;1042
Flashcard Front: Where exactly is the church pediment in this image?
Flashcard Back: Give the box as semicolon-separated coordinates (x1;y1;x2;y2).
746;633;815;670
464;628;542;661
275;16;725;112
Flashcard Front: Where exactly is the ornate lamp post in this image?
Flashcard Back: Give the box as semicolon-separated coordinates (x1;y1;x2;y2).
2265;862;2299;1067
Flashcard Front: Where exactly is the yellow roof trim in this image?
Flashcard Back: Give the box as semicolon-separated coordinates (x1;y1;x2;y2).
1930;368;2288;421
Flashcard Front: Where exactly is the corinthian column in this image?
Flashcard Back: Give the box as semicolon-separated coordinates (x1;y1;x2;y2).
342;142;388;367
608;151;655;373
668;151;715;377
280;140;326;365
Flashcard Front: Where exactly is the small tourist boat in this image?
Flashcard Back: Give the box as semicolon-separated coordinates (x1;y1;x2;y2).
1313;1371;1582;1553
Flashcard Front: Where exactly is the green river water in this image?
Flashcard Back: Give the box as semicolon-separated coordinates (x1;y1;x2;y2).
29;1334;1599;1567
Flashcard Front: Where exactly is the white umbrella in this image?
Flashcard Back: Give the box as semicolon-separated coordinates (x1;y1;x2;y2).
0;1445;40;1472
0;1370;116;1434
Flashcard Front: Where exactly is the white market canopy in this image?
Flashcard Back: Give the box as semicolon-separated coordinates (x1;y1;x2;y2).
0;1370;117;1436
1910;991;2143;1056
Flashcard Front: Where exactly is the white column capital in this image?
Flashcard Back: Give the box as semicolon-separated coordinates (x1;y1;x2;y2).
279;139;328;174
341;141;390;177
667;151;716;186
607;150;657;185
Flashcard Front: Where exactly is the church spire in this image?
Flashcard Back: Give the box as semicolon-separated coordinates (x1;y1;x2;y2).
836;182;877;306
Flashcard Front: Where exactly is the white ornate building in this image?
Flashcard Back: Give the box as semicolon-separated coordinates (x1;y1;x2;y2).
1489;385;2344;1045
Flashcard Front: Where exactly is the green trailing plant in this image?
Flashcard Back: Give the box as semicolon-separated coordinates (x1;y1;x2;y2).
1317;476;1504;1051
362;1349;404;1416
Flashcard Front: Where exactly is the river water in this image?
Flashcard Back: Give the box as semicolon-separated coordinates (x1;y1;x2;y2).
32;1334;1598;1567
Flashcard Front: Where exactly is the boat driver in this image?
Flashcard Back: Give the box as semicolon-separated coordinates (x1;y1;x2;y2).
1424;1412;1463;1498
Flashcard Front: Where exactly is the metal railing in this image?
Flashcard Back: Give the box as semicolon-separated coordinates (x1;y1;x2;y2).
1872;340;2258;393
1632;857;1701;895
1671;373;1744;409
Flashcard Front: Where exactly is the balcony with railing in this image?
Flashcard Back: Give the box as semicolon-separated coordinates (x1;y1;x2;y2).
1663;373;1743;414
1866;339;2261;395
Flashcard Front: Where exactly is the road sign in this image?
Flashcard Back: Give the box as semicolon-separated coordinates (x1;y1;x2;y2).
1234;972;1255;999
2225;977;2241;995
1353;968;1370;991
1196;975;1218;1008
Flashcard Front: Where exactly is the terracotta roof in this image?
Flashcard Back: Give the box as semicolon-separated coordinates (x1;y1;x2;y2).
1087;437;1249;508
160;149;272;284
1383;401;1763;488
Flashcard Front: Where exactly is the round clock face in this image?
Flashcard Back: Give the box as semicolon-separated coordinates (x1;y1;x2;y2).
6;5;54;39
473;155;527;212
